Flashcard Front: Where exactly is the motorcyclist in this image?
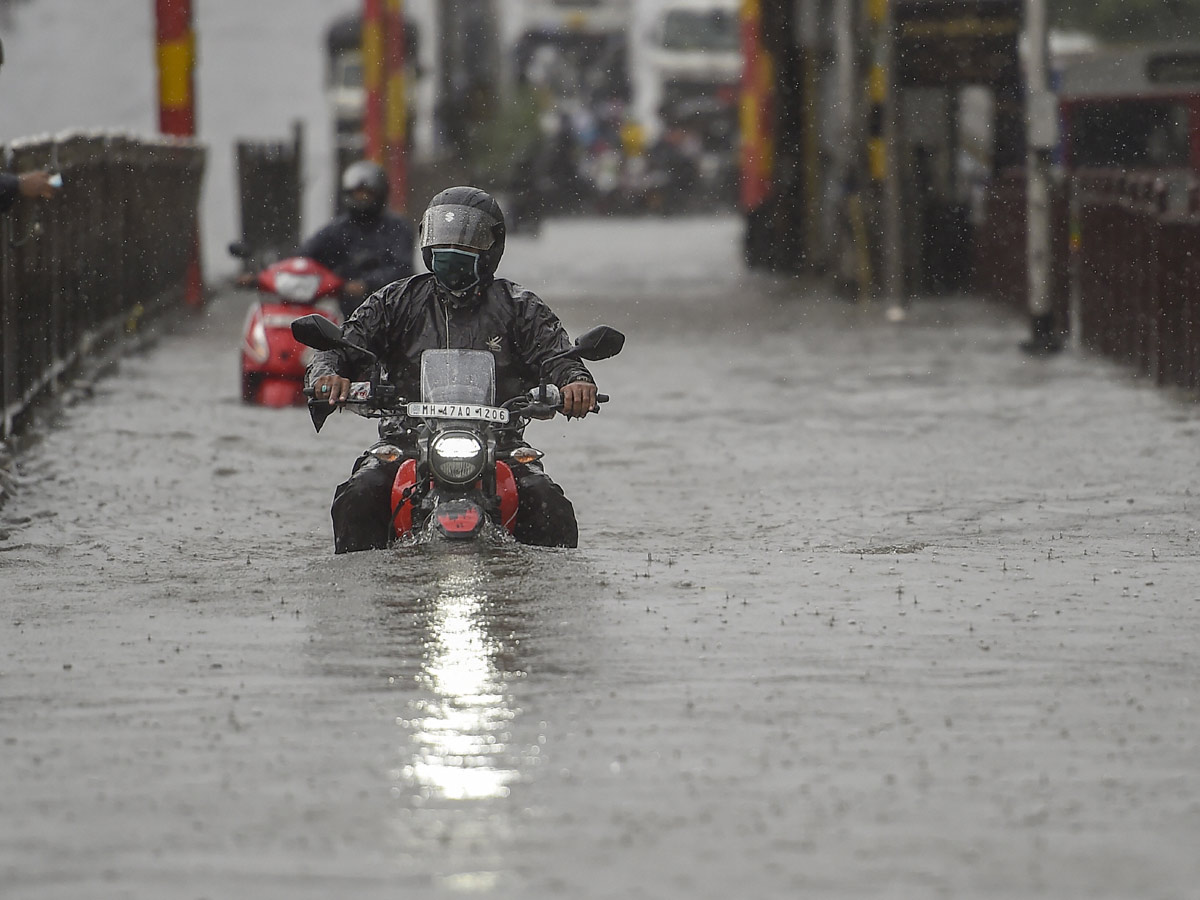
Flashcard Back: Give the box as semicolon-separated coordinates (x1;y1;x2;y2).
307;186;598;553
295;160;415;318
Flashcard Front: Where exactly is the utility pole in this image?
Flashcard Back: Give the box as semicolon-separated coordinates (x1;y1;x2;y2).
384;0;408;211
1022;0;1060;353
879;0;904;319
796;0;821;270
864;0;903;314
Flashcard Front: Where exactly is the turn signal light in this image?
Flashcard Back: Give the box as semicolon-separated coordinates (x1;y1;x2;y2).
508;447;544;464
368;444;404;463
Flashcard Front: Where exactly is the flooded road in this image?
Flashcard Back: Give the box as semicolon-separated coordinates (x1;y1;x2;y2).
3;216;1200;899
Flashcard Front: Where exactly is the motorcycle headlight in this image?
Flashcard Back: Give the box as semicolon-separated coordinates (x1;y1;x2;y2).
429;431;487;484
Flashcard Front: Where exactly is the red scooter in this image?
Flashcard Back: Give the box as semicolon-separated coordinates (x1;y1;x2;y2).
237;256;344;407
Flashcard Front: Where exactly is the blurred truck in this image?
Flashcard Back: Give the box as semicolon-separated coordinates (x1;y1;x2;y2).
510;0;633;103
641;0;741;206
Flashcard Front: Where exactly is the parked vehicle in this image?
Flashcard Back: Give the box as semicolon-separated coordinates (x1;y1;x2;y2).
1058;41;1200;179
641;0;741;205
236;254;343;407
291;314;624;543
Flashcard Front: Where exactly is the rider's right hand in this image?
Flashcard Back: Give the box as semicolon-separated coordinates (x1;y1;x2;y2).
313;374;352;406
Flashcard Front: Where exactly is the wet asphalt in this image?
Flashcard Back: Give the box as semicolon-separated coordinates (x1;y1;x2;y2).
2;215;1200;899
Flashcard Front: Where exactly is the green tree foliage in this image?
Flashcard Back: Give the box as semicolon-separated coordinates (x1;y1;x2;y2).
1052;0;1200;42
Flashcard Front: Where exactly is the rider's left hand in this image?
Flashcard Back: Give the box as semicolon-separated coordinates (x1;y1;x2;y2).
561;381;597;418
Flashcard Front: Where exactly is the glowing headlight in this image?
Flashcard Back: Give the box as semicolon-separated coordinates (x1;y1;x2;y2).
429;431;487;484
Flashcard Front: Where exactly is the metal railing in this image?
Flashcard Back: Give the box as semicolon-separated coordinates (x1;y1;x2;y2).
974;167;1200;393
1074;171;1200;391
1;131;205;439
234;123;302;268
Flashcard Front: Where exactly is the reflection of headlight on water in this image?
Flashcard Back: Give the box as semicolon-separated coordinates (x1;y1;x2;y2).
395;565;520;802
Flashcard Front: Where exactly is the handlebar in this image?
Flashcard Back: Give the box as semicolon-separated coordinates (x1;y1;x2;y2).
303;384;609;416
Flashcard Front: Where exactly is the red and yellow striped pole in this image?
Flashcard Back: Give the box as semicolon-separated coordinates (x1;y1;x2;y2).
156;0;195;136
865;0;888;187
362;0;386;163
384;0;408;212
739;0;774;213
155;0;203;306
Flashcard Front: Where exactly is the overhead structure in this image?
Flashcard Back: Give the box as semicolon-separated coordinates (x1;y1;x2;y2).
741;0;1025;301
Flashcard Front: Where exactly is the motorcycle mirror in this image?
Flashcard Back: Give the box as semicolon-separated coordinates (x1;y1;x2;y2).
573;325;625;361
290;314;378;364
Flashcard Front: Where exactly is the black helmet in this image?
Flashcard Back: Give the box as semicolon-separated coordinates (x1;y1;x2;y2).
419;186;506;290
341;160;389;218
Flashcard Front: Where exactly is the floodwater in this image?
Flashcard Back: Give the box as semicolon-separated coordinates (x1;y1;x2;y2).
3;216;1200;899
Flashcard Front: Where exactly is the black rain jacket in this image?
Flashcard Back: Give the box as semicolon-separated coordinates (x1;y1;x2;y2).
298;210;415;298
306;273;594;406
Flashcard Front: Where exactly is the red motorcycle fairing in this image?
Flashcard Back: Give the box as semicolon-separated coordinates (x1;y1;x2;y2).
390;459;418;535
388;459;520;538
495;461;518;532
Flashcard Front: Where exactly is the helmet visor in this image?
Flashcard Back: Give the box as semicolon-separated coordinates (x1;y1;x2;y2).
420;204;499;252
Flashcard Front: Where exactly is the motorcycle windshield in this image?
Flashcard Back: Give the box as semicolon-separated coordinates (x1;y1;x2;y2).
419;349;496;405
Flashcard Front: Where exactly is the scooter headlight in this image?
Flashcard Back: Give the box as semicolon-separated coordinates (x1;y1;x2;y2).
429;431;487;484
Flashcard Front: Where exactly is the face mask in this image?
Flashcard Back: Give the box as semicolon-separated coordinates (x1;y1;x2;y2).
430;248;481;295
345;188;384;221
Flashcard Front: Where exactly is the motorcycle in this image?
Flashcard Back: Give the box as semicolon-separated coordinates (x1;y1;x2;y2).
290;313;624;543
232;246;344;407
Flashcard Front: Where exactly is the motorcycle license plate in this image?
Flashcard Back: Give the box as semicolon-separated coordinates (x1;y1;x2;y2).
407;402;509;423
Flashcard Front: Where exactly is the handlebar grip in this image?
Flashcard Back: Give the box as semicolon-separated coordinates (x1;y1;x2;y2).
596;393;609;404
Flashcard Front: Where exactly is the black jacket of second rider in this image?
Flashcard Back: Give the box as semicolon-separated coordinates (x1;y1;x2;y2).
298;210;415;297
306;272;594;407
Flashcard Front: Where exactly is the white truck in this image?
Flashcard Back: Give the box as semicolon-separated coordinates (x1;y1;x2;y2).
635;0;742;204
500;0;634;101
